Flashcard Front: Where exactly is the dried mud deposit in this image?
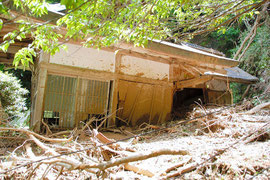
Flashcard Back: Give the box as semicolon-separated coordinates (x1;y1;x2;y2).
0;102;269;179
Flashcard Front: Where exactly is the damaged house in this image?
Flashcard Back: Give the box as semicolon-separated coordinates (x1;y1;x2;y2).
0;5;258;132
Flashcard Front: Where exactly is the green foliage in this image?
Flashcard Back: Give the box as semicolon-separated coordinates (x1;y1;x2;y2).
193;27;240;57
208;27;240;57
0;71;28;118
230;24;270;103
230;82;247;103
7;69;32;109
13;48;35;68
10;110;31;127
237;24;270;76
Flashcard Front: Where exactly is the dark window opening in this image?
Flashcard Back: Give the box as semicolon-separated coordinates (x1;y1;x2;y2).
173;88;205;119
44;111;60;126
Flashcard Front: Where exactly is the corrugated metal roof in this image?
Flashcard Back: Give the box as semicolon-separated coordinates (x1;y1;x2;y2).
204;67;258;83
225;67;258;82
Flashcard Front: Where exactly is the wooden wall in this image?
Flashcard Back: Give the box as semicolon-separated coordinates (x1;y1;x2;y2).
117;80;172;127
207;90;232;105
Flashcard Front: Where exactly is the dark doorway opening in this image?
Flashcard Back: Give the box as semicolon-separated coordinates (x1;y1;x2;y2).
173;88;205;119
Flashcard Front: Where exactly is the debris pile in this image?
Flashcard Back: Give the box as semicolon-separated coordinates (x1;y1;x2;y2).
0;101;269;179
0;125;188;179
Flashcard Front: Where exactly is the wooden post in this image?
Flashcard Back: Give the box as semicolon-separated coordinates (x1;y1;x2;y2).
108;50;122;127
169;63;174;82
32;68;47;132
31;51;49;132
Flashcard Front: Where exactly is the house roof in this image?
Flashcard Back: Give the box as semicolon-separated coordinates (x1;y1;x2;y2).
148;40;238;67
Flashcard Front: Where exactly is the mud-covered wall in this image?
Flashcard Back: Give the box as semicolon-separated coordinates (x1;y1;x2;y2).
117;80;172;127
120;56;169;80
50;43;115;72
206;79;228;91
207;90;232;105
205;79;232;104
50;43;170;80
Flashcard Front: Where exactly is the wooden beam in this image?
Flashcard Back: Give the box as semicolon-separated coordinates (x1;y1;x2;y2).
40;62;171;86
0;57;13;64
176;76;213;89
178;64;200;76
120;49;171;64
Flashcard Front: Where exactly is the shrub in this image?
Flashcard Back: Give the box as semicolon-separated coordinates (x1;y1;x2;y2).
0;71;28;118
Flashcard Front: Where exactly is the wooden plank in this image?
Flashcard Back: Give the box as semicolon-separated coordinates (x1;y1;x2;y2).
0;57;13;64
179;64;199;76
176;76;213;89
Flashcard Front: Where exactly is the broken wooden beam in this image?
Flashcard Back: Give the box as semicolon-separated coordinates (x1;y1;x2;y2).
176;75;212;89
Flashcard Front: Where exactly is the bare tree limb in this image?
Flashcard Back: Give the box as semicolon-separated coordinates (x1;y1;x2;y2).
234;1;268;60
78;149;189;171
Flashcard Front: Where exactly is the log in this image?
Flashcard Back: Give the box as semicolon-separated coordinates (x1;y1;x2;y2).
0;127;72;143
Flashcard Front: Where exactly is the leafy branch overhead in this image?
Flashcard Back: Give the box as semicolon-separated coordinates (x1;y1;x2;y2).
0;0;268;67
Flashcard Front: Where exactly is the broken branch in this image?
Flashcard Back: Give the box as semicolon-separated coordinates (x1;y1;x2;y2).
0;127;72;143
78;149;188;171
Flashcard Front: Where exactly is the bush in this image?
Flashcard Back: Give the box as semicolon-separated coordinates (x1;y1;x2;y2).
0;71;28;118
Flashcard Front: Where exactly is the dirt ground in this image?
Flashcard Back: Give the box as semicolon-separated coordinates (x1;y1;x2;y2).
0;104;269;179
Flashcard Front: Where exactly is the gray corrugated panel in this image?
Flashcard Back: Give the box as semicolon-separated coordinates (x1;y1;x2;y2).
225;67;258;82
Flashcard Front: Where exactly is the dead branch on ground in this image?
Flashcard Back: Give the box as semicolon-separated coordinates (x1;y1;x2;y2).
0;127;72;142
243;102;270;115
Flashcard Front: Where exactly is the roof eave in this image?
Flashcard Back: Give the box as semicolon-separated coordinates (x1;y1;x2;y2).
147;40;239;68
